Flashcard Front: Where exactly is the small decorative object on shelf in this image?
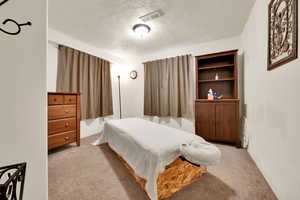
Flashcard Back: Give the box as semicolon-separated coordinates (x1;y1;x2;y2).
208;88;223;100
0;162;26;200
207;89;214;100
213;91;223;100
0;0;32;36
215;73;219;80
268;0;298;70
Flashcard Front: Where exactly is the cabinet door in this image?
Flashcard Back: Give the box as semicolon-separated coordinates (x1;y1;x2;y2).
215;103;238;143
195;102;216;141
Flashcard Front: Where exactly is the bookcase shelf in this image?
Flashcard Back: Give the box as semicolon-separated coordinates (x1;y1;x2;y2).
198;64;234;70
198;78;235;83
196;50;238;99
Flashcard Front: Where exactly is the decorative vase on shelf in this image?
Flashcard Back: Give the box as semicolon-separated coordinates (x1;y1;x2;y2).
215;73;219;80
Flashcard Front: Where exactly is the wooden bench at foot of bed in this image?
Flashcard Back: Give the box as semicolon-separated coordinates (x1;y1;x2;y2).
109;145;207;200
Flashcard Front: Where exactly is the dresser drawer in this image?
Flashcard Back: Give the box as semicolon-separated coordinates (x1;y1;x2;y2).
48;118;76;135
48;131;76;150
47;92;80;150
48;105;76;120
64;95;77;105
48;95;64;105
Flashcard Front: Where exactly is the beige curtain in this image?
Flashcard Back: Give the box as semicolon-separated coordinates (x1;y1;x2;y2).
56;45;113;120
144;55;194;118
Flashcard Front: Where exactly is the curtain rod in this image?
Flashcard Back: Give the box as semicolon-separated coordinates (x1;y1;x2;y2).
142;54;192;64
48;40;115;63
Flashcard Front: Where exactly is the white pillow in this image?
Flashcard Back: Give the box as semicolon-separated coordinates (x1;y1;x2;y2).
180;140;221;167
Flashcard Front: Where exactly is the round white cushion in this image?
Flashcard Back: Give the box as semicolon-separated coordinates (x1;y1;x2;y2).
180;140;221;166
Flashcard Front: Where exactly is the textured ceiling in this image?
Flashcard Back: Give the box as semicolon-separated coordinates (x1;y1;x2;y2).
49;0;255;59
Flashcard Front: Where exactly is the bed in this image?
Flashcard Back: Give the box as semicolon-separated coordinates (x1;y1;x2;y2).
96;118;219;200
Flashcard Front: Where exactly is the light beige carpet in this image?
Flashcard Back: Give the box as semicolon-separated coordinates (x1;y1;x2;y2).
48;135;277;200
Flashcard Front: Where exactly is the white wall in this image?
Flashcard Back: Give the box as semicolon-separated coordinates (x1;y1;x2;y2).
0;0;47;199
241;0;300;199
47;42;58;91
128;36;242;133
47;28;132;138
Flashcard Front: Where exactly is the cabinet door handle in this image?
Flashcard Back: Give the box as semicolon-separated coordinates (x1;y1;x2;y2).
64;137;70;141
65;123;70;127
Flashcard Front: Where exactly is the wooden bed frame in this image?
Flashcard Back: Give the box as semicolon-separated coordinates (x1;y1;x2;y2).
109;146;207;200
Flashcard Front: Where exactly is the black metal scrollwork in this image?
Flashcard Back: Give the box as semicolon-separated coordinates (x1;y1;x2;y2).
0;0;32;36
0;0;9;6
0;163;26;200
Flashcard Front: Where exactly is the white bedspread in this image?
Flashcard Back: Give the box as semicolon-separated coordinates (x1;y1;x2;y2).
96;118;207;200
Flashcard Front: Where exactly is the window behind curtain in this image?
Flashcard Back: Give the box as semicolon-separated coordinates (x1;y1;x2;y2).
144;55;194;118
56;45;113;120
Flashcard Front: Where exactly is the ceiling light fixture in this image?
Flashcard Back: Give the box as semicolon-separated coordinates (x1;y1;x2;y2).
132;24;151;38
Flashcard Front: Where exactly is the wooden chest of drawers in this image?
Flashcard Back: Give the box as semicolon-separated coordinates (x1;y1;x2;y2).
48;92;80;150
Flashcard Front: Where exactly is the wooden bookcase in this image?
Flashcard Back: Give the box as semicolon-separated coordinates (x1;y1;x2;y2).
195;50;240;147
196;50;238;99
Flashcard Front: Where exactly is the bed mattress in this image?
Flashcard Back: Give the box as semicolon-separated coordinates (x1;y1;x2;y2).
96;118;207;199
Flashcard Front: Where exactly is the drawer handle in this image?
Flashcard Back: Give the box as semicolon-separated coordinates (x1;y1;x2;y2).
64;137;70;141
65;110;70;113
54;98;56;101
65;123;70;128
69;99;72;102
